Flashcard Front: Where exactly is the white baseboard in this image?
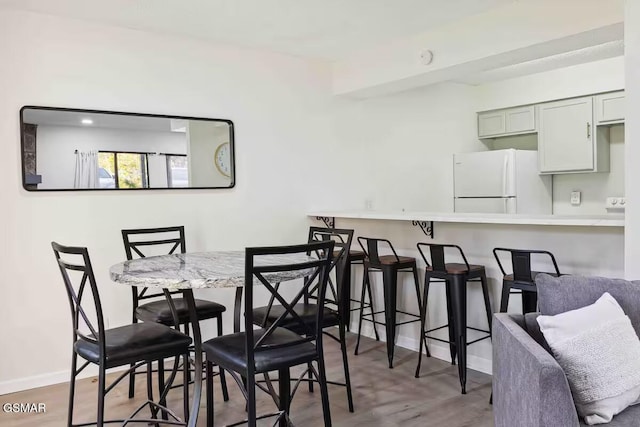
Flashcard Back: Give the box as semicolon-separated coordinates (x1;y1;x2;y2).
0;365;130;396
353;323;493;375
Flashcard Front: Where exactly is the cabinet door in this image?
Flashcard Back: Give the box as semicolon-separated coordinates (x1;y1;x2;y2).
478;111;506;137
538;97;594;173
505;106;535;133
596;91;624;124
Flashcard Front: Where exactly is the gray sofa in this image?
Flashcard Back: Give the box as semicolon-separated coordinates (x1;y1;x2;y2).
493;274;640;427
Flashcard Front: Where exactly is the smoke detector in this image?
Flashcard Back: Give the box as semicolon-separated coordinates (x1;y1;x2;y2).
420;50;434;65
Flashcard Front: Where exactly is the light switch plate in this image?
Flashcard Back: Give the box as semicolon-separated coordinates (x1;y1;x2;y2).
570;191;581;206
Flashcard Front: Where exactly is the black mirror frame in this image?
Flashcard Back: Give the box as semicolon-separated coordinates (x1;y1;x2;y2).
20;105;236;192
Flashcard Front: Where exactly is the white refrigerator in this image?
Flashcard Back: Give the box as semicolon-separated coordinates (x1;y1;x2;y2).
453;149;552;214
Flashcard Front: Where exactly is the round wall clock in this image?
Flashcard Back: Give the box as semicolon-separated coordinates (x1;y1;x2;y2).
214;142;231;178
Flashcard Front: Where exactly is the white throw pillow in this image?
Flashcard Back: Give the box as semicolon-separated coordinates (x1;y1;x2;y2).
537;292;640;425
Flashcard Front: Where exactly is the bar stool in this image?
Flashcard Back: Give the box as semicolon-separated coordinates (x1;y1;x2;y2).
494;248;561;314
342;250;378;338
354;237;423;368
415;243;492;394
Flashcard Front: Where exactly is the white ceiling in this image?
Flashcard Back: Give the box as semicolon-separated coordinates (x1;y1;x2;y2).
0;0;518;60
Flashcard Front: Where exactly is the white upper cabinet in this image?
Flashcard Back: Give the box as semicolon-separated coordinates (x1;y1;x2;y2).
477;106;535;138
538;97;609;174
595;91;624;124
478;111;506;137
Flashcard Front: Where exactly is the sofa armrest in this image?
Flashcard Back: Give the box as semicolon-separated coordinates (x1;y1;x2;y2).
493;313;580;427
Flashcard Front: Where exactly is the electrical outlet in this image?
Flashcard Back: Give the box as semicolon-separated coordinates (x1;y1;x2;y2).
570;191;581;206
606;197;626;210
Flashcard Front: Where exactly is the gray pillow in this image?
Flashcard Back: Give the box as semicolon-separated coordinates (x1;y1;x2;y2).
535;274;640;337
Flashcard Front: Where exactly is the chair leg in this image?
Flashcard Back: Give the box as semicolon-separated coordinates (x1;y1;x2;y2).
499;281;510;313
412;265;429;358
423;274;431;358
183;354;190;422
128;362;136;399
449;275;468;394
216;315;229;402
247;373;257;427
97;364;106;427
522;290;538;314
278;368;291;427
355;267;369;356
415;272;430;378
381;267;398;369
206;361;214;427
480;272;493;332
339;320;355;412
307;362;314;393
158;359;167;420
67;353;77;427
365;272;380;341
146;362;159;426
445;280;456;365
316;357;333;427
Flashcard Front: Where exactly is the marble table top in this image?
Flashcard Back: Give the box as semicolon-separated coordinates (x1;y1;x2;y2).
109;251;313;289
109;250;316;290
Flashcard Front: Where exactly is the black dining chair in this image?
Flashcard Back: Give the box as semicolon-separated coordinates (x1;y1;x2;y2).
252;227;355;412
121;226;228;404
52;242;192;427
203;241;335;427
493;247;561;314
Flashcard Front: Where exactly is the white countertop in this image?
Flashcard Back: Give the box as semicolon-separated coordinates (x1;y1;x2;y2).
307;211;625;227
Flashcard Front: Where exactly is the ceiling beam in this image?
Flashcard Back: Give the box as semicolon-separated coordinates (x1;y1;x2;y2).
332;0;624;98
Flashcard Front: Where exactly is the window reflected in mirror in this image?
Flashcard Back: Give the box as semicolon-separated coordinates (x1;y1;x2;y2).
20;107;235;191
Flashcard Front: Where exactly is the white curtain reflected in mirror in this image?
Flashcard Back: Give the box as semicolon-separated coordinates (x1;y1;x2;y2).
20;107;235;191
73;150;99;189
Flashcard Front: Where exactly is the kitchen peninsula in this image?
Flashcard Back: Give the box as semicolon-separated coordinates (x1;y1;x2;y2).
307;209;624;375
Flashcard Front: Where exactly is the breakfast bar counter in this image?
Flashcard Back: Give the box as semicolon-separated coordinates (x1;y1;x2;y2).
308;211;625;228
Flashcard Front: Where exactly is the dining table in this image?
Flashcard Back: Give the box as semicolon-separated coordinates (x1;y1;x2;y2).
109;250;315;427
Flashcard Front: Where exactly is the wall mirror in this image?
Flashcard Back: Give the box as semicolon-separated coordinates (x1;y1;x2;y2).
20;106;235;191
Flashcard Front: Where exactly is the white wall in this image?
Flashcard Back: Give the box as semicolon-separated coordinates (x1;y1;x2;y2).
334;82;485;212
0;10;347;393
35;125;186;189
625;0;640;279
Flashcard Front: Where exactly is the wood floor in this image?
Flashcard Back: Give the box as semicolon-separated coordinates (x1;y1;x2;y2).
0;334;493;426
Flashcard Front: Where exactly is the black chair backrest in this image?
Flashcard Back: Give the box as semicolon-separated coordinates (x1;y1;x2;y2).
121;226;186;305
244;241;334;373
357;237;400;266
416;243;470;273
52;242;106;359
493;248;561;282
307;227;354;309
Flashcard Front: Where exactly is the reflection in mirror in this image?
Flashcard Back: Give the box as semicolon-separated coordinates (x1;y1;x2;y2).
20;107;235;191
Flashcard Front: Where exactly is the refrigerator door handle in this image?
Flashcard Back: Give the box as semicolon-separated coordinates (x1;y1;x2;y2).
503;198;508;213
502;153;509;197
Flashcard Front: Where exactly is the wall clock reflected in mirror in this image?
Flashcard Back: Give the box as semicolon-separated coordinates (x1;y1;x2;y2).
215;142;231;177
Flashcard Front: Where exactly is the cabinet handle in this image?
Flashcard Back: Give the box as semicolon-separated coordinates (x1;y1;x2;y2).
587;122;591;139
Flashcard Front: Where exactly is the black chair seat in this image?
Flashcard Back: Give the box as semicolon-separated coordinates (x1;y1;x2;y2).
426;263;485;275
369;255;416;267
252;303;339;335
135;298;226;325
74;322;192;368
203;328;317;375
